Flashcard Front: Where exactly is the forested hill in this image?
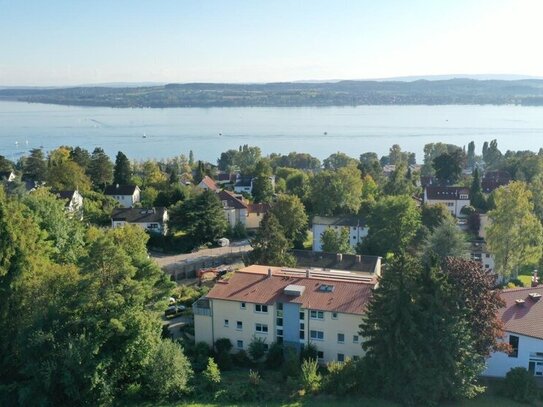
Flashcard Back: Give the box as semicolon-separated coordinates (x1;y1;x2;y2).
4;78;543;107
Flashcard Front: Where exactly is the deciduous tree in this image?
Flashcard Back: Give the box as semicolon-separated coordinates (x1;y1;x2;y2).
250;212;295;267
270;194;308;247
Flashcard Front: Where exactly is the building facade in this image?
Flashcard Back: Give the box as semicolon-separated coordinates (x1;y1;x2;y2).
423;186;470;218
111;207;168;235
194;265;376;363
104;184;141;208
312;216;368;252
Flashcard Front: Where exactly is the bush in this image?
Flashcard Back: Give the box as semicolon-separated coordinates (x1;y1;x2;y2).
265;342;284;369
501;367;539;403
248;336;267;362
248;369;261;386
191;341;211;372
232;349;253;368
300;342;318;361
300;358;321;394
214;338;233;354
142;340;193;399
202;357;221;391
282;346;300;379
323;358;360;395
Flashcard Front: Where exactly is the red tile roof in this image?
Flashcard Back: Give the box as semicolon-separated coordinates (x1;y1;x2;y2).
200;176;219;191
498;286;543;340
206;267;375;315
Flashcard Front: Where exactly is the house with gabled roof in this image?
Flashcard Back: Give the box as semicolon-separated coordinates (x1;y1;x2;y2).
111;207;168;235
193;264;377;363
312;215;367;252
198;175;219;191
484;286;543;378
423;186;470;217
55;190;83;213
0;171;16;183
104;184;141;208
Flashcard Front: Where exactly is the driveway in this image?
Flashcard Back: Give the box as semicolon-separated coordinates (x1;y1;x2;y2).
163;314;192;340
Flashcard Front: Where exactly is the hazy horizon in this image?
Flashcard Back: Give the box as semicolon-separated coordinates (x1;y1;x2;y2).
2;0;543;86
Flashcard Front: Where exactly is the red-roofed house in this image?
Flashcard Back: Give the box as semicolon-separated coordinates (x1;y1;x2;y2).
217;189;248;228
484;286;543;377
193;265;377;363
423;186;470;217
197;176;219;191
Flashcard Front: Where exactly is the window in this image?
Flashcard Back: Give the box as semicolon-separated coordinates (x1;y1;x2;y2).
332;312;338;319
337;353;345;362
310;330;324;340
337;333;345;343
485;253;490;258
299;331;305;340
276;317;283;326
509;335;519;358
255;304;268;313
353;335;359;344
224;319;229;327
460;194;469;200
317;351;324;360
277;329;283;337
236;321;243;330
255;323;268;334
300;322;304;330
237;340;243;349
299;311;305;320
310;310;324;320
276;302;283;310
240;302;246;310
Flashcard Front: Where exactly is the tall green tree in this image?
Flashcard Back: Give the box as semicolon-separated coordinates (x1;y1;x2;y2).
169;190;227;245
323;152;357;170
467;141;476;169
486;181;543;278
69;146;91;171
0;155;14;172
88;147;113;189
469;167;487;210
250;213;295;267
46;160;92;192
382;162;414;196
113;151;132;185
433;149;465;185
361;195;421;256
252;159;274;203
270;194;308;247
23;148;47;182
423;218;468;259
358;152;383;183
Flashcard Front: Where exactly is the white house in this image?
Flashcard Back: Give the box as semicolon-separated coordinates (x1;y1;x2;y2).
111;207;168;235
104;184;141;208
484;286;543;378
193;264;376;364
55;190;83;213
217;189;248;228
233;175;275;195
0;171;16;182
423;186;470;218
312;216;368;252
197;175;219;191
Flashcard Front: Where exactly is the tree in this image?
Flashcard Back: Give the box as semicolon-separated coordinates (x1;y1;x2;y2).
189;150;194;166
360;256;484;406
486;181;543;278
423;219;468;259
142;340;193;399
310;164;363;216
0;155;14;172
421;203;453;232
217;149;238;171
88;147;113;189
358;152;383;183
483;139;503;169
140;186;159;207
467;141;476;169
422;143;462;175
361;195;421;256
433;149;465;185
141;160;167;187
169;190;227;245
23;148;47;182
323;152;357;170
269;194;308;247
442;257;506;356
250;213;295;267
320;227;352;254
237;145;261;174
202;357;221;390
382;162;414;196
46;160;92;192
113;151;132;185
470;167;487;211
69;146;91;171
285;171;310;202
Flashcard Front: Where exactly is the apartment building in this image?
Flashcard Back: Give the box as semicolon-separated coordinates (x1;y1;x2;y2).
193;265;377;363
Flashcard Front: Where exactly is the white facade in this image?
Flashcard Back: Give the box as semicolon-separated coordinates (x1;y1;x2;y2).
111;210;168;235
484;332;543;378
108;187;141;208
223;207;248;228
194;297;364;364
312;223;368;252
66;191;83;213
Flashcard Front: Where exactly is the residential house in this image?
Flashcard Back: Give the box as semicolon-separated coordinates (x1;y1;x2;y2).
292;250;382;276
198;175;219;191
217;190;248;228
216;172;236;186
111;207;168;235
484;286;543;378
312;216;368;252
234;176;253;194
423;186;470;217
104;184;141;208
55;190;83;213
469;239;495;272
481;170;511;194
246;203;270;230
193;264;376;363
0;171;16;182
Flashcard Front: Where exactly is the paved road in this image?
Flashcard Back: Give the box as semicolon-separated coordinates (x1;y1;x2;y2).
151;239;252;268
163;314;192;339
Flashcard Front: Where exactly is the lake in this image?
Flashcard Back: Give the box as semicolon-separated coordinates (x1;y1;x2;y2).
2;101;543;163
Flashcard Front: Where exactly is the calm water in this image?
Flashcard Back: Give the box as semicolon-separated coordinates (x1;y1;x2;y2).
2;101;543;163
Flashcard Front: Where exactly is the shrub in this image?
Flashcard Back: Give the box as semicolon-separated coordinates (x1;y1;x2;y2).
232;350;253;367
300;358;321;394
323;358;360;395
214;338;233;354
282;346;300;379
190;341;211;372
248;369;261;386
501;367;539;403
248;336;267;362
214;351;233;371
142;340;193;399
265;342;284;369
202;357;221;391
300;342;318;361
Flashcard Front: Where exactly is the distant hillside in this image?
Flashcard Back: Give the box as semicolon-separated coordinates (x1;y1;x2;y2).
3;78;543;107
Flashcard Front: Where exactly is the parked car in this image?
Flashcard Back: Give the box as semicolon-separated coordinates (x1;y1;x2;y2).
164;305;186;318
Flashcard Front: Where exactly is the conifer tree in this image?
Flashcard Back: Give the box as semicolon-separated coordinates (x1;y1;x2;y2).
113;151;132;185
250;213;295;267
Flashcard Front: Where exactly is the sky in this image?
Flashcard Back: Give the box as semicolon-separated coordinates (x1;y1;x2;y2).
1;0;543;86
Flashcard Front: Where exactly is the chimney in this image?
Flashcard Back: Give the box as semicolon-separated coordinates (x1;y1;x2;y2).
336;253;343;262
306;269;310;278
355;255;361;263
267;268;272;278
